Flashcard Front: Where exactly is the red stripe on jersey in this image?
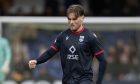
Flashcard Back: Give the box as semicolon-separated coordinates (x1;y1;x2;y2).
95;50;104;56
50;45;59;52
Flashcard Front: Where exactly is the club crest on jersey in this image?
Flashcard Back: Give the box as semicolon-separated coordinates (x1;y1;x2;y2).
79;36;84;42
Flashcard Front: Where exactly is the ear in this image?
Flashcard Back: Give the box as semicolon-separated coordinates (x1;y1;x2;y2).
80;16;85;21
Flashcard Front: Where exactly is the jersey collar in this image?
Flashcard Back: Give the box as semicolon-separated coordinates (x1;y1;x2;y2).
70;26;85;35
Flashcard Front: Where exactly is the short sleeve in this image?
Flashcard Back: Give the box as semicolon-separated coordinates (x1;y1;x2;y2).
89;32;104;56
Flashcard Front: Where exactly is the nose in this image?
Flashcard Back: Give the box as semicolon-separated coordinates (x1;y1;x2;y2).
70;20;74;24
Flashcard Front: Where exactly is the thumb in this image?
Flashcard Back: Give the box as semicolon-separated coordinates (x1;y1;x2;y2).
29;60;37;64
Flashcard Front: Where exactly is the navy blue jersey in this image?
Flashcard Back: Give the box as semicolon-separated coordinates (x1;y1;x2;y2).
37;27;107;84
50;27;104;83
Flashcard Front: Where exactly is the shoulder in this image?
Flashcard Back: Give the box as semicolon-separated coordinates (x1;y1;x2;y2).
0;37;8;42
62;29;69;34
0;37;9;44
84;28;97;39
58;29;69;36
56;29;69;40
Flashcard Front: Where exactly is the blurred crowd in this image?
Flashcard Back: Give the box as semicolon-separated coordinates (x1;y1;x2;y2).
1;0;140;83
3;27;63;83
1;25;140;83
0;0;140;16
101;31;140;81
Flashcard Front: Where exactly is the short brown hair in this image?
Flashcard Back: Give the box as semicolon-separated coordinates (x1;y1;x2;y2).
67;4;84;18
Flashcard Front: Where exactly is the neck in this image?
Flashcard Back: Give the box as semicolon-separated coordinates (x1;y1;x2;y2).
78;25;83;32
70;25;84;34
73;25;83;32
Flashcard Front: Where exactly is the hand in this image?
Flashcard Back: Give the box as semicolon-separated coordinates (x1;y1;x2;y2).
1;63;10;74
28;60;37;69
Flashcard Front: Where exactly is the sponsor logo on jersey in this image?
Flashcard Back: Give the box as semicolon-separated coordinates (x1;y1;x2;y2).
69;45;76;53
67;45;79;60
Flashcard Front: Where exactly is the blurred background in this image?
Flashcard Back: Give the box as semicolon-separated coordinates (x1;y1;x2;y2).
1;0;140;16
1;0;140;84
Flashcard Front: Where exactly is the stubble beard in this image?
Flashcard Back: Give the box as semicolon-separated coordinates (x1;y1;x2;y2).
70;24;81;32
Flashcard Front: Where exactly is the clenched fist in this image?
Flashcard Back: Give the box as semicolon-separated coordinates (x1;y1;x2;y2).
28;60;37;69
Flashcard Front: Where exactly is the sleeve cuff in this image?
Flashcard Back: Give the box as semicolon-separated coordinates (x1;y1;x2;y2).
95;50;104;56
50;45;59;52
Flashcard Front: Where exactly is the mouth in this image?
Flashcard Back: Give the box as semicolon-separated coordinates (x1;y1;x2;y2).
70;26;75;29
70;24;75;27
70;24;74;26
71;25;74;28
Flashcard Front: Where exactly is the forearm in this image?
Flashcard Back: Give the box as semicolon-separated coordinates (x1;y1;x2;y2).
96;54;107;84
36;48;57;64
2;45;11;73
5;47;12;64
4;40;12;65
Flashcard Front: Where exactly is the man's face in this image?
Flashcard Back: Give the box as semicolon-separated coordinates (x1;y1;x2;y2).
67;13;84;31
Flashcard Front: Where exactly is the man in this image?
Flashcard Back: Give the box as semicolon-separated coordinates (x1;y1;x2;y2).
29;4;107;84
0;29;12;82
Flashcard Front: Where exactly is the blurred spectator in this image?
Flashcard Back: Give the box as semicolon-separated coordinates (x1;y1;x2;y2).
106;37;138;80
44;0;59;16
64;0;81;10
15;7;25;16
110;0;125;16
88;0;105;16
0;29;12;82
0;1;2;15
122;0;140;16
1;0;140;16
29;5;38;16
0;0;14;16
20;26;38;59
100;0;111;16
10;38;31;83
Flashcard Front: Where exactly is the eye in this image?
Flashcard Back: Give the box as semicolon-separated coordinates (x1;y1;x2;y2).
67;17;77;21
73;18;77;20
67;18;70;20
